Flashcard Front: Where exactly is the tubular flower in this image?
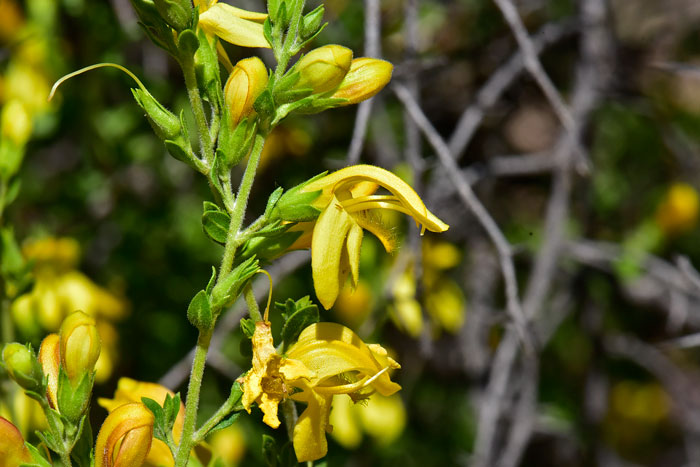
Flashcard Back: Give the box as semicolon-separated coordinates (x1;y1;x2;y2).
299;164;449;309
197;1;269;49
98;378;186;467
286;322;401;462
94;403;154;467
241;321;401;463
0;416;31;467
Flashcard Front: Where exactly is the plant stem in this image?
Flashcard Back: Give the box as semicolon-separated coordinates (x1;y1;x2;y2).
273;0;306;82
181;54;214;167
174;329;212;467
219;132;266;278
243;284;262;322
192;383;242;443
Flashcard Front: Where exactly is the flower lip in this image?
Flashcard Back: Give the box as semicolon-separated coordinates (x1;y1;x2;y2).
301;164;449;233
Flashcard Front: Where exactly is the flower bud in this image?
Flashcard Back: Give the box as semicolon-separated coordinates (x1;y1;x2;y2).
294;45;352;95
0;416;32;466
2;343;43;392
224;57;269;126
95;403;154;467
38;333;60;409
330;58;393;105
153;0;192;31
59;311;101;383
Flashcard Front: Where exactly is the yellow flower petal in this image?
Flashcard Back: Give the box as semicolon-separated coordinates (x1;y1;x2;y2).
198;3;270;48
287;322;401;397
303;165;448;233
346;222;363;288
311;196;355;309
291;380;333;463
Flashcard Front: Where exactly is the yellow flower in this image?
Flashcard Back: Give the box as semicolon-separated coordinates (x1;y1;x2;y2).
241;321;314;428
242;321;401;462
98;378;186;467
0;416;31;467
330;57;393;105
224;56;269;126
197;1;269;49
299;164;448;309
94;403;154;467
655;182;699;236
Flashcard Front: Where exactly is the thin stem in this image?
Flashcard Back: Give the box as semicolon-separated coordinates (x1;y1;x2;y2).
273;0;306;82
243;284;262;322
192;383;242;443
37;398;73;466
181;55;214;167
219;132;266;278
174;329;213;467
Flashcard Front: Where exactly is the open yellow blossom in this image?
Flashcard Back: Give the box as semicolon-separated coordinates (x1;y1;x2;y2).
243;320;401;462
286;322;401;462
98;378;186;467
196;0;269;49
299;165;449;309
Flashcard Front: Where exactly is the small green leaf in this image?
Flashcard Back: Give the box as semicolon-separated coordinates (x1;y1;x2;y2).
24;442;52;467
209;412;241;436
253;89;275;121
280;297;319;350
211;256;260;309
5;178;21;206
206;266;217;294
240;318;256;339
300;5;324;40
263;17;274;47
178;28;200;57
202;209;231;245
187;290;214;331
265;187;284;217
164;392;182;428
69;416;93;467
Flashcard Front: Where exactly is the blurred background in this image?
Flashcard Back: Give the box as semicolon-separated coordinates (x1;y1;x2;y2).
4;0;700;465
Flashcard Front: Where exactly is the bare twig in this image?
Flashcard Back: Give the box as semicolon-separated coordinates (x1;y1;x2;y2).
346;0;382;165
448;20;577;160
491;0;589;172
393;83;531;349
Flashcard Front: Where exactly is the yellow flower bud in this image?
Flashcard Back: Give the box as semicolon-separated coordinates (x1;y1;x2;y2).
2;343;43;392
59;311;101;382
224;56;269;126
94;403;154;467
331;57;393;105
0;416;32;466
98;377;187;466
38;333;60;409
294;45;353;94
655;182;699;236
1;99;32;146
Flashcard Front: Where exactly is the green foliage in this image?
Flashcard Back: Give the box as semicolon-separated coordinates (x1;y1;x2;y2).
277;296;319;351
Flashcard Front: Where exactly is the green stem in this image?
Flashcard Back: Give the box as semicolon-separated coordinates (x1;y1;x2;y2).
37;398;73;466
273;0;306;82
192;383;242;443
243;284;262;322
219;132;266;278
1;298;12;346
181;55;214;167
174;133;265;466
174;329;213;467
